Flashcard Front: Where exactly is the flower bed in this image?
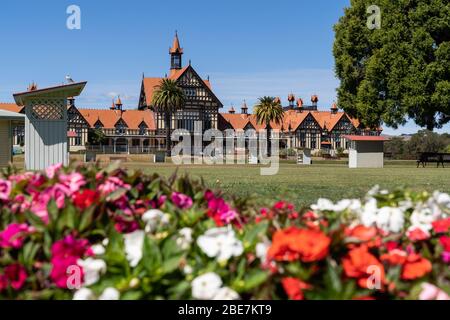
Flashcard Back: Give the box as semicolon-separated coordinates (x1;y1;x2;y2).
0;164;449;300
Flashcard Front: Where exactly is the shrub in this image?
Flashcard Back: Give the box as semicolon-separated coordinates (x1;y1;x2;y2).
0;164;449;300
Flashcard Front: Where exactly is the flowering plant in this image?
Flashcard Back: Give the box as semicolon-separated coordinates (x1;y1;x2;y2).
0;164;449;300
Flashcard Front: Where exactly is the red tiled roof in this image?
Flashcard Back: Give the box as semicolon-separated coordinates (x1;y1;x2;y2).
142;66;212;106
78;109;156;130
310;111;345;131
0;103;23;113
343;135;389;141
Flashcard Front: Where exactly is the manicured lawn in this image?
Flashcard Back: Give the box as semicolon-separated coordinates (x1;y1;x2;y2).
121;161;450;208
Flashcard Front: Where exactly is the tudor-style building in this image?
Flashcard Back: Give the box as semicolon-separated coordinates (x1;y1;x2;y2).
219;95;381;153
138;32;223;148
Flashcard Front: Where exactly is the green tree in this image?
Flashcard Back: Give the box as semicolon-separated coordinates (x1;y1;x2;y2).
406;130;447;155
88;128;106;146
151;79;186;156
333;0;450;130
384;136;407;159
254;96;284;156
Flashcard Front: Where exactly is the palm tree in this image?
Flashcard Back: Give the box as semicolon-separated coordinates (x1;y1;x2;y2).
151;79;186;156
254;96;284;156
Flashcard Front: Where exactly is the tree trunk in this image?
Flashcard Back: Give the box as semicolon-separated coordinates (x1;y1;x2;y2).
165;111;171;157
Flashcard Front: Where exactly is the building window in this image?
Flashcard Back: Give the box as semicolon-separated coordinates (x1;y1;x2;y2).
139;123;147;135
74;128;82;146
115;123;126;135
311;133;317;149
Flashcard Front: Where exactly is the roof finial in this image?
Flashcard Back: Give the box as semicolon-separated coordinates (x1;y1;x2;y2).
189;59;191;66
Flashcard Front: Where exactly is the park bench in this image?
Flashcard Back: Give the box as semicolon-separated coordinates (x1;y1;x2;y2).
417;152;450;168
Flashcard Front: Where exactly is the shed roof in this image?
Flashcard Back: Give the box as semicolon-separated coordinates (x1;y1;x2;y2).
0;109;25;120
13;82;87;106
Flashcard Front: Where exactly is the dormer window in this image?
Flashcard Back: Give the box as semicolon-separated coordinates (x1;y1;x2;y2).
94;120;103;130
115;120;127;135
139;122;148;135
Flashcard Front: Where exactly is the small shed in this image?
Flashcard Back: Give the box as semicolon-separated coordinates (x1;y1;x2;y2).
0;110;25;167
344;135;388;168
13;82;87;170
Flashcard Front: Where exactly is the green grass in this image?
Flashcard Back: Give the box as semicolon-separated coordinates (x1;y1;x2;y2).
120;161;450;208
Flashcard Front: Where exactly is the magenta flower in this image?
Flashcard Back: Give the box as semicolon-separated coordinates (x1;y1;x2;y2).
11;194;31;213
45;163;63;179
0;223;34;249
50;236;90;288
0;178;12;201
206;195;239;226
3;263;27;290
171;192;193;209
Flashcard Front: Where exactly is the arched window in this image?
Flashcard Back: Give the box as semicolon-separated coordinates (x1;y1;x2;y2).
139;122;148;135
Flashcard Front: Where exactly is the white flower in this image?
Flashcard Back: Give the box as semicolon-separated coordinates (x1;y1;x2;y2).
91;244;106;256
77;258;107;286
99;287;120;300
123;230;145;267
183;265;193;275
255;241;271;263
310;198;335;212
191;272;222;300
376;207;404;233
142;209;169;233
433;191;450;208
197;227;243;262
213;287;240;300
176;227;193;250
410;205;436;232
129;278;140;288
102;238;109;246
359;198;378;226
73;288;95;300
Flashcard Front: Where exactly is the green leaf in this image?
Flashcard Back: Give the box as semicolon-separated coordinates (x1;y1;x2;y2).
325;258;342;294
243;221;269;249
141;235;162;275
106;188;128;202
241;270;269;292
47;199;59;225
78;206;96;232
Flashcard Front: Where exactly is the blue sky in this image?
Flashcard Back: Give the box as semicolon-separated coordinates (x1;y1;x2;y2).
0;0;448;135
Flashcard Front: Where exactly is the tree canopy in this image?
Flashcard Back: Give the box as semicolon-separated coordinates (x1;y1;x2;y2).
333;0;450;130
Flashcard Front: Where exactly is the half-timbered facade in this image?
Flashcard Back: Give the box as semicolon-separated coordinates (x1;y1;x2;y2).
219;96;381;153
138;33;223;148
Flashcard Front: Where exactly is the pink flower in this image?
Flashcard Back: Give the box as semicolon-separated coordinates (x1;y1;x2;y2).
0;178;12;201
11;194;31;213
45;163;62;179
98;176;131;195
171;192;193;209
114;216;139;234
0;223;34;249
419;283;450;300
3;263;27;290
50;236;90;288
59;172;86;194
47;184;71;209
8;172;34;183
206;195;239;226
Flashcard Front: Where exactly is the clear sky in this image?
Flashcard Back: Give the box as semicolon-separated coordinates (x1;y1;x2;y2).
0;0;448;135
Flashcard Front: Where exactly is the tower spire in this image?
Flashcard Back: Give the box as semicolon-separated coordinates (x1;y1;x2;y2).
169;31;183;70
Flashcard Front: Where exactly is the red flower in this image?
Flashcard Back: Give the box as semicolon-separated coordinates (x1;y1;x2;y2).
406;227;430;242
401;253;432;280
268;227;330;262
281;277;311;300
343;246;385;288
380;249;407;265
72;189;99;210
3;263;27;290
439;236;450;252
432;218;450;234
345;225;381;248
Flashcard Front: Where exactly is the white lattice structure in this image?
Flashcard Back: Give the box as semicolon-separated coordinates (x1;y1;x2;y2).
13;82;87;170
